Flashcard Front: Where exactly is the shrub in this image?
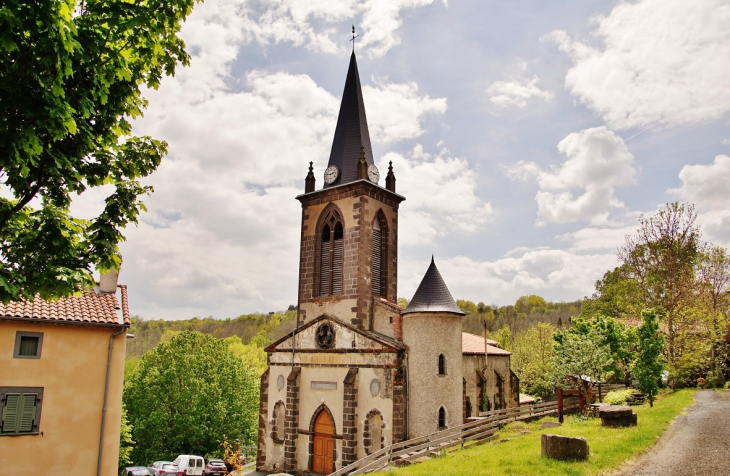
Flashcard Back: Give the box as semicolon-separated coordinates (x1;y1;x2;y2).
604;389;634;405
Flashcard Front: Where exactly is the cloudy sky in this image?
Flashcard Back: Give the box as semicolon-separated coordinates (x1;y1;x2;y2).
78;0;730;319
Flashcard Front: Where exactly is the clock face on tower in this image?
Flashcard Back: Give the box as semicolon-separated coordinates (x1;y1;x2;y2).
367;164;380;183
324;165;339;184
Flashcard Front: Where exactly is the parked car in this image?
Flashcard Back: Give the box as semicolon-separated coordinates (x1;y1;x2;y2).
173;455;205;476
204;459;226;476
121;467;152;476
148;461;183;475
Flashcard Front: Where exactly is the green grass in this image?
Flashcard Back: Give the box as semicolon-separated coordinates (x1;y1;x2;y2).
374;389;696;476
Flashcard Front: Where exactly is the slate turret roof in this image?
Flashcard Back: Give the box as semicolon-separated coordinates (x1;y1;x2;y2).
324;51;374;188
402;257;465;316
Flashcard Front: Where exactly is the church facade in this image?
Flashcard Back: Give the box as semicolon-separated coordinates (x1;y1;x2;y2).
256;51;518;475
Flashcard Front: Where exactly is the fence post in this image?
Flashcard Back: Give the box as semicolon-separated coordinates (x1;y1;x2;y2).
557;387;564;423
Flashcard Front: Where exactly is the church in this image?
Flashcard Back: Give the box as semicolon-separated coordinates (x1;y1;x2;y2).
255;49;519;474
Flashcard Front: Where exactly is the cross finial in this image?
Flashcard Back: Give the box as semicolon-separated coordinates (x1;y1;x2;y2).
351;25;359;52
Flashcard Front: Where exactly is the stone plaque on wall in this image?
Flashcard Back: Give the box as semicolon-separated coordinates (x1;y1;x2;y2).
311;381;337;390
370;379;381;396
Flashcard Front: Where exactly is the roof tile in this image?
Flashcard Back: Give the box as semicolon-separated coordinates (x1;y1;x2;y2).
0;285;130;326
462;332;511;356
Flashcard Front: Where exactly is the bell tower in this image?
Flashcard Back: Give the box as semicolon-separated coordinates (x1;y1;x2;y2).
295;51;404;330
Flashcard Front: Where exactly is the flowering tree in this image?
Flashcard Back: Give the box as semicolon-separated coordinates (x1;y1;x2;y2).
550;326;614;412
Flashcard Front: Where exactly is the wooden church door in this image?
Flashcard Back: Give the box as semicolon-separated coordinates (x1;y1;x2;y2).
312;410;335;474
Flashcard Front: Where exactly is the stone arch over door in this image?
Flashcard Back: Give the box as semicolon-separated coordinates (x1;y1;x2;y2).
363;409;385;454
308;404;337;474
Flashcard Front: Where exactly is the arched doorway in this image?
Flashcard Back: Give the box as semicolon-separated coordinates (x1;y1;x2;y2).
312;409;335;474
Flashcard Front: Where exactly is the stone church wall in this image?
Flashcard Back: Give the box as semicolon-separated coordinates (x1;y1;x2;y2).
402;312;463;438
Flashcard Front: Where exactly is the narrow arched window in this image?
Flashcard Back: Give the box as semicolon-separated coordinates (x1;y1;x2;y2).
273;401;285;443
372;218;382;296
438;354;446;375
438;407;446;429
319;209;344;296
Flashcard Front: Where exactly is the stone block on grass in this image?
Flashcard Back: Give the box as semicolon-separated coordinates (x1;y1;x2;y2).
598;405;637;427
541;434;589;461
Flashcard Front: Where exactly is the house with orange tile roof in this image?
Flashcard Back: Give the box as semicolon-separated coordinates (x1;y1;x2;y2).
0;270;129;475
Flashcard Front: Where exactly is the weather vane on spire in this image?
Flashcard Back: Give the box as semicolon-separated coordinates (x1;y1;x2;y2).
351;25;359;52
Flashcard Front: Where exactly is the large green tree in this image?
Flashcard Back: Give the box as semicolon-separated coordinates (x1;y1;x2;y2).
617;202;703;367
0;0;200;301
124;332;259;464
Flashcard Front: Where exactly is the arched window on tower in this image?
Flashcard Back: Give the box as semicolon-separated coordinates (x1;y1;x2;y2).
372;212;388;297
438;407;446;430
372;218;382;296
319;209;344;296
438;354;446;375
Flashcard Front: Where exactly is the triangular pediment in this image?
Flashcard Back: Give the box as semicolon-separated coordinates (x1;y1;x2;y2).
266;315;403;353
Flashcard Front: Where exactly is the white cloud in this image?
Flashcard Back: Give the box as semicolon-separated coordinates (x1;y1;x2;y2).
232;0;442;58
486;76;553;108
379;145;492;247
548;0;730;130
400;250;618;305
507;126;637;225
364;81;447;144
558;225;637;253
671;155;730;247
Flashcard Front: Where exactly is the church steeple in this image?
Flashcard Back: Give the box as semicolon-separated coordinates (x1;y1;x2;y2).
324;51;374;188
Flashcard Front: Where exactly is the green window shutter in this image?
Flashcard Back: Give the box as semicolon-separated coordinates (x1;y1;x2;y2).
19;394;37;432
19;336;39;356
1;393;21;433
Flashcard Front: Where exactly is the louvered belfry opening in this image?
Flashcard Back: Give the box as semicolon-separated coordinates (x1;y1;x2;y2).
372;218;382;296
319;209;344;296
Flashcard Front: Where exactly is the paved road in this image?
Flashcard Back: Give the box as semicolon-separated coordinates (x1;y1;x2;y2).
616;389;730;476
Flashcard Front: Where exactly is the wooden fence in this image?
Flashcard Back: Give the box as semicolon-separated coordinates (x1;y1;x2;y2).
329;399;578;476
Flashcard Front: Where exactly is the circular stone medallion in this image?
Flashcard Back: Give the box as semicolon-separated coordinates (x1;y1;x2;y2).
277;375;285;390
316;322;336;349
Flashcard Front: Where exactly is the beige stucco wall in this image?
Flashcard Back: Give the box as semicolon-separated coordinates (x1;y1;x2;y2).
355;367;394;459
263;366;288;472
371;301;396;339
300;299;358;326
0;320;126;475
402;312;463;438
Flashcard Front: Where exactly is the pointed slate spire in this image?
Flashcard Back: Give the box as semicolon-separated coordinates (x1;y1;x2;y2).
324;51;374;188
402;257;465;315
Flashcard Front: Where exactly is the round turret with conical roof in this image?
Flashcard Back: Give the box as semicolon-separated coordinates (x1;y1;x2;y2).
401;257;464;439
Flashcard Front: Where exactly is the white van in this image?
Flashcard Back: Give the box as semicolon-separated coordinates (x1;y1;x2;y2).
173;455;205;476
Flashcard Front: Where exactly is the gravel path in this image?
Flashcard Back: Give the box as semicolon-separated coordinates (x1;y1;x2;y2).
615;389;730;476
